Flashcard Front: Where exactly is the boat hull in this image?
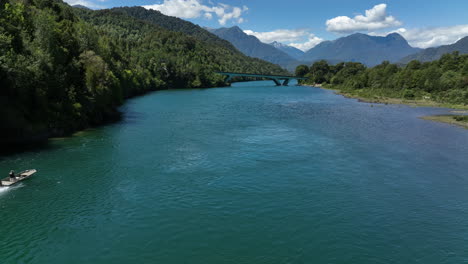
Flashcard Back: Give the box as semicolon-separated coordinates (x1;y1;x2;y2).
1;169;37;186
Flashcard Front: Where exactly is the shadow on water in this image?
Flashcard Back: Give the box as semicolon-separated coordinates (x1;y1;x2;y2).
0;111;123;159
0;141;56;160
120;110;148;125
0;83;279;158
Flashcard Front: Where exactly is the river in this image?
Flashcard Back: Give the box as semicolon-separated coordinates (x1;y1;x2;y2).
1;81;468;263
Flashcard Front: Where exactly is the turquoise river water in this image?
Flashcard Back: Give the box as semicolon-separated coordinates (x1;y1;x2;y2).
1;81;468;263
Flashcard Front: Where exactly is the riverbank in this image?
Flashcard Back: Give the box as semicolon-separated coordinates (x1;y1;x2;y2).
303;84;468;129
421;115;468;129
0;82;234;155
337;91;468;128
303;84;468;110
340;92;468;110
302;84;468;128
0;111;122;156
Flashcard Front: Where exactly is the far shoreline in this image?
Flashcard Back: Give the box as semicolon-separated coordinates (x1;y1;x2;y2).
302;83;468;129
420;115;468;129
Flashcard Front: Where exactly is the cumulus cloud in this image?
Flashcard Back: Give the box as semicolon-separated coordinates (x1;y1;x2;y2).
370;25;468;48
289;35;324;51
243;29;324;51
143;0;248;25
204;12;213;19
326;4;402;33
244;29;309;43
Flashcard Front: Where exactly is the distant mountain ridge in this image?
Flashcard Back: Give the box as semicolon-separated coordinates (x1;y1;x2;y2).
72;4;90;10
302;33;420;66
207;26;297;68
400;36;468;63
270;41;305;60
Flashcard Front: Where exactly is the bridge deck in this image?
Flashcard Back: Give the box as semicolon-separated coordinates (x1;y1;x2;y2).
215;72;308;80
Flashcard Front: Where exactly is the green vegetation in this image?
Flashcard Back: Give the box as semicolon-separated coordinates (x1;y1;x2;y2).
421;115;468;129
454;115;468;122
108;6;238;52
299;52;468;107
400;36;468;64
0;0;287;146
295;65;309;78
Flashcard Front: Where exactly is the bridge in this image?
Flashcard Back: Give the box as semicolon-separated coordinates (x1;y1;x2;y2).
216;72;308;86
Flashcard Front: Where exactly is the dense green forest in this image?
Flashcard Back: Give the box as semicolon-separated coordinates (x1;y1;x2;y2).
108;6;238;52
296;52;468;106
0;0;287;147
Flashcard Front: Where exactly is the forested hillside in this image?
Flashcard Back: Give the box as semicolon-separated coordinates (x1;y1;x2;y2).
0;0;286;147
297;52;468;105
108;6;237;52
400;36;468;64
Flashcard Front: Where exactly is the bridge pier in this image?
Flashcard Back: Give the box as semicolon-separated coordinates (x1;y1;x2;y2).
282;79;290;86
272;79;282;86
224;75;233;83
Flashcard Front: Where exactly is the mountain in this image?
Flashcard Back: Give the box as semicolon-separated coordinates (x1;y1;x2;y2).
302;33;421;66
72;4;90;9
270;41;305;60
109;7;238;53
74;7;287;76
400;36;468;63
207;26;297;68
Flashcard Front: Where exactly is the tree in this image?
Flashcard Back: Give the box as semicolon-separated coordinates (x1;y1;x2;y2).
295;53;468;106
295;64;309;77
309;60;330;84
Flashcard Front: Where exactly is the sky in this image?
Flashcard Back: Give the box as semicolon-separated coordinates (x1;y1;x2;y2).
64;0;468;51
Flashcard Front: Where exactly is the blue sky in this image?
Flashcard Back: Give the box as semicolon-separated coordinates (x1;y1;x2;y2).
65;0;468;51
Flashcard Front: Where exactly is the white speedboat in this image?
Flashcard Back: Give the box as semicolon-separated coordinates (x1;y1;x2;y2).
1;169;37;186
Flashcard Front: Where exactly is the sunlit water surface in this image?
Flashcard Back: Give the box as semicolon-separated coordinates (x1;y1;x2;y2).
1;81;468;264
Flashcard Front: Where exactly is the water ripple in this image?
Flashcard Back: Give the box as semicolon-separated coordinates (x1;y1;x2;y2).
1;83;468;263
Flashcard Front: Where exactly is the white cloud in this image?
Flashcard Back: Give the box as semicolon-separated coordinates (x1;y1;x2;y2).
143;0;247;25
370;25;468;48
397;26;468;48
326;4;402;33
204;12;213;19
243;29;324;51
289;35;324;51
214;5;248;25
244;29;309;43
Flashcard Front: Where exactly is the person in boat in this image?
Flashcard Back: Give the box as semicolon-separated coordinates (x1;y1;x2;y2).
9;170;15;181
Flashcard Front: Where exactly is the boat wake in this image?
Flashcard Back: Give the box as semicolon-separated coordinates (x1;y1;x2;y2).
0;186;10;194
0;183;24;196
